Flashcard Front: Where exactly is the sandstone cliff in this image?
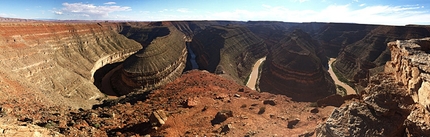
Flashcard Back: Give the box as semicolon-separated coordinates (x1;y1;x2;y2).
259;29;336;101
190;25;267;83
0;22;142;108
112;24;187;95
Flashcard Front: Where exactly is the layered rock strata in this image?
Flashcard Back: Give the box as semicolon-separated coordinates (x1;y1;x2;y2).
190;25;267;83
333;26;430;89
112;26;187;95
0;22;142;108
259;29;335;101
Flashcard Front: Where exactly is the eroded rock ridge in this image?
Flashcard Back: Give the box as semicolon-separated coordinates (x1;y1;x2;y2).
259;29;336;101
112;25;187;95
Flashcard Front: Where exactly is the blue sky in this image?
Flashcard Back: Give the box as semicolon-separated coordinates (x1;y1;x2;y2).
1;0;430;25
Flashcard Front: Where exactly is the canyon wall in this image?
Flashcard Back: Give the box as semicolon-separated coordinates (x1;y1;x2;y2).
112;25;187;95
259;29;336;101
0;22;142;108
333;26;430;89
190;25;267;83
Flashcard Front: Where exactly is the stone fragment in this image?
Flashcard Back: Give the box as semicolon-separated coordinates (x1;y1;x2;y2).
220;124;233;133
211;110;233;125
186;98;198;108
263;99;276;106
149;110;168;127
287;118;300;129
310;108;319;113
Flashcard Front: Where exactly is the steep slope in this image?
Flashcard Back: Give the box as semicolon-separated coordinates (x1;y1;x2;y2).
259;29;336;101
190;25;267;83
0;22;142;108
112;25;187;95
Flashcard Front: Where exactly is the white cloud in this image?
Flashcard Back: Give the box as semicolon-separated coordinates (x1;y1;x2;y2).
177;8;190;13
292;0;309;3
299;0;309;3
54;2;131;18
202;4;430;25
54;11;63;15
359;3;366;7
104;2;116;5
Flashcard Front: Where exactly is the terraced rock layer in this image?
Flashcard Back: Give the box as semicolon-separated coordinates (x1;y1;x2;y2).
112;24;187;95
0;22;142;108
259;29;336;101
190;25;267;83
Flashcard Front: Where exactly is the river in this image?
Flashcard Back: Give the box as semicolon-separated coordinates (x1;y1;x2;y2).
328;58;356;95
246;57;266;90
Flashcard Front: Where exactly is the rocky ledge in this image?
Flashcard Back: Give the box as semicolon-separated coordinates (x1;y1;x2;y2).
259;29;336;101
385;37;430;107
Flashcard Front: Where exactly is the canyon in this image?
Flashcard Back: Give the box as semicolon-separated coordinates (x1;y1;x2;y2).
0;19;430;136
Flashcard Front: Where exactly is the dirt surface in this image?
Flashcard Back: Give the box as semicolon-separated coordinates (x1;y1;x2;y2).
0;70;336;136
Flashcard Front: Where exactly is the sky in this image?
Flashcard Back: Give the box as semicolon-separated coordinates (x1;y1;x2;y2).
1;0;430;25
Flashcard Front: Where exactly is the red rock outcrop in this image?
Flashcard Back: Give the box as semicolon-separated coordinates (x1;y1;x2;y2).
0;22;142;108
259;29;336;101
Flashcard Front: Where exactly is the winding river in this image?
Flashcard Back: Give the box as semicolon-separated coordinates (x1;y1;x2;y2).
245;57;355;95
246;57;266;90
328;58;356;95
